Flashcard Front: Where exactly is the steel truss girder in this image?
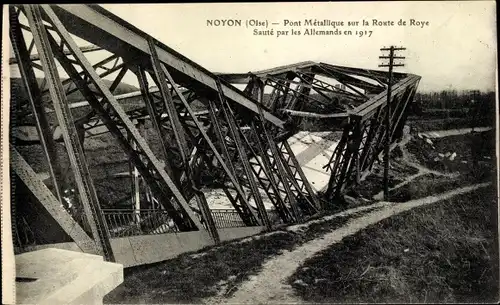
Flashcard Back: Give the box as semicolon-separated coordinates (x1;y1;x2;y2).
266;77;337;115
11;147;97;253
19;5;115;261
260;114;302;220
316;64;383;95
253;86;321;218
9;44;102;65
245;121;294;223
225;124;295;224
214;79;271;229
9;6;65;205
222;63;414;130
239;78;320;221
60;91;204;141
45;4;284;128
205;98;262;226
37;4;205;234
41;54;128;103
225;62;420;203
269;132;320;218
135;67;177;181
154;62;274;228
324;78;420;199
10;2;421;257
220;61;404;88
147;38;220;241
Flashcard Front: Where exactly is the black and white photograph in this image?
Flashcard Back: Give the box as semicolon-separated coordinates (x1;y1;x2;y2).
1;2;498;304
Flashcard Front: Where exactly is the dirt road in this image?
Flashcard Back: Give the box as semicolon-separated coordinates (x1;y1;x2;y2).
203;182;491;304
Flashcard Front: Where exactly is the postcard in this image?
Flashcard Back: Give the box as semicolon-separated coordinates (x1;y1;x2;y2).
2;2;498;304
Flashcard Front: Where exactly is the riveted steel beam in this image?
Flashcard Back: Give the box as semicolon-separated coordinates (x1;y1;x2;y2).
11;147;97;254
24;4;114;261
9;6;65;204
40;4;204;233
148;39;220;242
46;4;284;128
215;79;271;230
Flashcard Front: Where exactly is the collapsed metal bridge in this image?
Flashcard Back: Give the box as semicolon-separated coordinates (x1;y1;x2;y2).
9;4;421;265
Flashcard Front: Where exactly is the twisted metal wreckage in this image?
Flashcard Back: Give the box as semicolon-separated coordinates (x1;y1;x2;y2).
9;5;421;266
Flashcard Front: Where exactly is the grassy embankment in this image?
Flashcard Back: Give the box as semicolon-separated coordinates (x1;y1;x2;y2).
288;186;498;303
288;130;498;303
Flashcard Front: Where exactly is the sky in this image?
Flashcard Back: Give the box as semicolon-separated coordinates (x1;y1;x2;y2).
7;2;497;93
99;1;497;92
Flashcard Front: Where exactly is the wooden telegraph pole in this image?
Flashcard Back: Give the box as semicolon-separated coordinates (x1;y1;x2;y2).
379;46;405;200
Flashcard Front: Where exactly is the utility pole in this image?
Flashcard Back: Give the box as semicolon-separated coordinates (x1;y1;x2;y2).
379;46;405;200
